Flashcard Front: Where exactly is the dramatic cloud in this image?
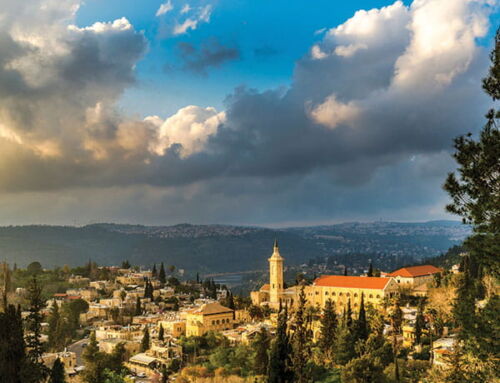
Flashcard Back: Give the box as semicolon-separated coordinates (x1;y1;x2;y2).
176;39;240;75
0;0;496;224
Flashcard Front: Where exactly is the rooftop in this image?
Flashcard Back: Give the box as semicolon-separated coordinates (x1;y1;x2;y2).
388;265;442;278
313;275;391;290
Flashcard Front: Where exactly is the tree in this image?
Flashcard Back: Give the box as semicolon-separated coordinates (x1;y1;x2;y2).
152;264;157;278
318;299;337;364
168;265;176;274
1;262;11;311
159;263;166;284
341;354;385;383
27;262;43;275
141;327;150;352
414;300;425;345
0;304;26;383
160;365;169;383
48;358;66;383
252;326;270;375
121;261;131;269
334;320;356;366
443;27;500;279
367;263;374;277
291;287;312;383
135;297;142;316
24;277;48;383
48;301;64;351
82;332;104;383
158;324;164;342
353;294;369;343
268;305;293;383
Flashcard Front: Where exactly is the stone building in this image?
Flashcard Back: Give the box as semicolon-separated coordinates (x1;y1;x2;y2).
387;265;442;287
185;302;234;336
251;241;398;311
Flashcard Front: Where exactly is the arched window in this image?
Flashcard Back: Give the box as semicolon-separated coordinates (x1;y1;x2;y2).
339;292;343;296
354;293;358;297
332;292;336;296
369;294;373;298
325;291;329;295
346;293;350;297
376;295;380;299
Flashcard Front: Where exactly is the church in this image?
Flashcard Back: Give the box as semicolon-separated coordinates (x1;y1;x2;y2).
251;241;399;312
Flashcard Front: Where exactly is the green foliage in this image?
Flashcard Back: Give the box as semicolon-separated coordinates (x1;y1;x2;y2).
159;263;166;284
27;262;43;275
140;327;150;352
341;354;385;383
48;358;66;383
291;287;312;383
24;277;48;383
268;305;294;383
318;299;337;364
0;305;26;383
252;327;270;375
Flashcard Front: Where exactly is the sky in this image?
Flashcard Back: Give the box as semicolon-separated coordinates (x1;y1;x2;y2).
0;0;498;227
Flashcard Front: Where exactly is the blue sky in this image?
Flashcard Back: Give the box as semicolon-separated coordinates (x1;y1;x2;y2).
75;0;412;117
0;0;497;226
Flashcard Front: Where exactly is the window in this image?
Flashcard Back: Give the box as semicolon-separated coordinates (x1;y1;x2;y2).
332;292;336;296
369;294;373;298
212;320;215;325
339;292;343;296
216;320;220;325
354;293;358;297
346;293;350;297
376;295;380;299
325;291;329;295
315;291;319;295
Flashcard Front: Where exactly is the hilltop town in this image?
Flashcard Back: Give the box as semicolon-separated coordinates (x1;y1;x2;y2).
0;240;473;383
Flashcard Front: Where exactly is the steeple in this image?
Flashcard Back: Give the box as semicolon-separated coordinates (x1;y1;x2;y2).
270;238;283;260
268;240;284;305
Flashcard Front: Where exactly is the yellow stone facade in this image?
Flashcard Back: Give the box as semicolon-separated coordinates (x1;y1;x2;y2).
251;241;398;312
185;302;234;336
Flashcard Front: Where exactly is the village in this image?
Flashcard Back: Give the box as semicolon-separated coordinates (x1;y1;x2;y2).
0;239;466;383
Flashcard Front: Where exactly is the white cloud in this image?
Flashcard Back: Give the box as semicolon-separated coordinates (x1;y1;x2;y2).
181;4;192;14
156;0;173;17
309;95;360;129
149;105;225;158
173;4;212;35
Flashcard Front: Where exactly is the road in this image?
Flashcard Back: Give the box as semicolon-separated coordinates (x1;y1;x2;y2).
67;338;88;366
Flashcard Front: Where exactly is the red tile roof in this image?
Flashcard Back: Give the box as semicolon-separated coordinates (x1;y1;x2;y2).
388;265;442;278
260;284;270;291
313;275;391;290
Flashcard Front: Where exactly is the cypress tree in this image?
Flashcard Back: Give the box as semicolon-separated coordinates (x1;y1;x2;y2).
354;294;369;342
82;331;103;383
414;300;425;345
367;263;373;277
334;319;356;366
158;324;164;342
252;326;270;375
48;358;66;383
159;263;166;284
318;299;337;364
0;304;26;383
152;264;157;278
135;297;142;316
24;277;48;383
141;327;150;352
48;301;62;351
161;364;169;383
291;287;311;383
268;304;293;383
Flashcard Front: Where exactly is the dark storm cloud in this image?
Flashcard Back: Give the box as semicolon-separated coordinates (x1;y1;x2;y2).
176;39;240;75
0;0;496;225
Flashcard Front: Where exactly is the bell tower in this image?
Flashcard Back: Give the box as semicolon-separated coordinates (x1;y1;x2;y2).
268;239;284;305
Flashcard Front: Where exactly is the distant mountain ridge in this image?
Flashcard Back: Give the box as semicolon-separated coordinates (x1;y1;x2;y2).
0;221;470;273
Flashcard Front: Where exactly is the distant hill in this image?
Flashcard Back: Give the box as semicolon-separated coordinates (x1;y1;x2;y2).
0;221;470;273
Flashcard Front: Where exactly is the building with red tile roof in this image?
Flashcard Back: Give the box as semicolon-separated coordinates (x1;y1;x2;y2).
251;241;399;312
387;265;442;287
